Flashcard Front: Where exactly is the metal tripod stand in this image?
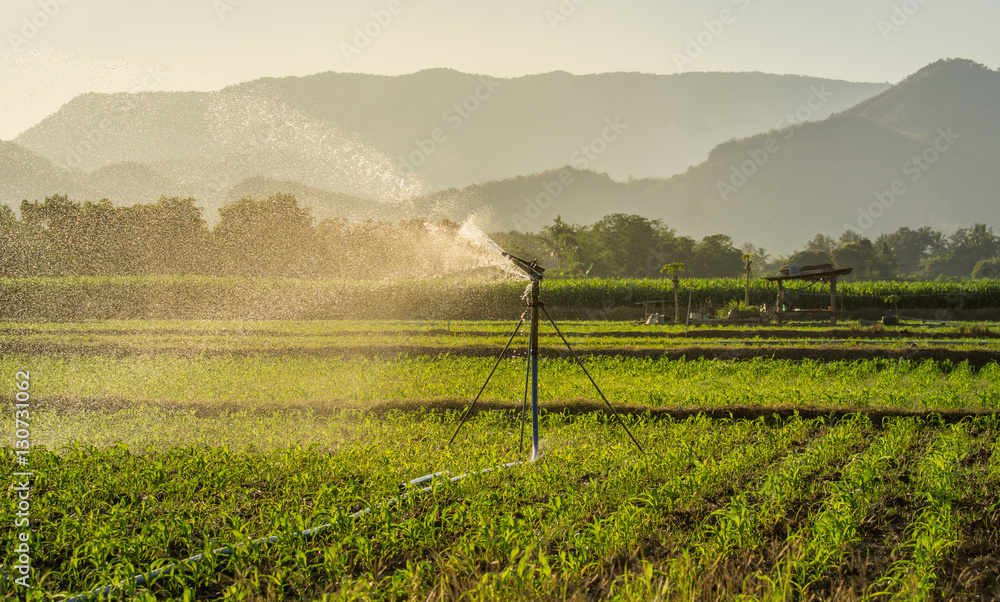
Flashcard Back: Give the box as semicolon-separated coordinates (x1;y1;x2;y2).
448;254;644;460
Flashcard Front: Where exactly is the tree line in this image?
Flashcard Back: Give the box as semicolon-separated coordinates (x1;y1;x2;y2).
0;195;749;280
790;227;1000;281
499;216;1000;282
1;194;997;281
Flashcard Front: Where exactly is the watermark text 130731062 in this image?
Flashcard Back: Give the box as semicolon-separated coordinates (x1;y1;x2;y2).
12;370;33;588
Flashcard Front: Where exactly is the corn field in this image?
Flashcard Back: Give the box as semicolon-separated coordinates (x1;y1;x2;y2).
1;276;998;321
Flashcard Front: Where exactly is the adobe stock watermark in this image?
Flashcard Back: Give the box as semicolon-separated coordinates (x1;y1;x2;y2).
878;0;931;41
511;169;575;231
546;0;589;30
717;84;835;202
8;0;73;52
511;117;628;230
845;126;959;234
53;65;172;170
11;370;33;589
214;0;251;22
396;76;502;176
340;0;409;62
673;0;753;72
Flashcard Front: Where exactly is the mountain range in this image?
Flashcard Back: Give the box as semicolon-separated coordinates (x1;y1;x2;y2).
2;59;997;253
4;68;882;203
403;59;1000;250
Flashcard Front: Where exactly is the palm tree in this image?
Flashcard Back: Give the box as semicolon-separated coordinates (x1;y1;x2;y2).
742;243;772;274
660;262;685;323
742;253;753;305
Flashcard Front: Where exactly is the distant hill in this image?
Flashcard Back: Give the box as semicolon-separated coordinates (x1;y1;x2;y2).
7;60;998;255
224;176;397;223
645;59;1000;249
0;140;94;206
849;59;1000;164
0;140;211;212
405;168;643;231
399;60;1000;251
87;161;192;204
14;69;886;199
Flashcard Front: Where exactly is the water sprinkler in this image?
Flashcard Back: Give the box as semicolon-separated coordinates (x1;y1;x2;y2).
501;251;544;280
449;252;644;461
506;252;544;460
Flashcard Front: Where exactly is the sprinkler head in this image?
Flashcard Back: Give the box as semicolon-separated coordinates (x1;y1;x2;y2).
501;252;545;279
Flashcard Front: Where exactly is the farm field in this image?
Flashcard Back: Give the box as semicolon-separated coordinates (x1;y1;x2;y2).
5;276;1000;321
4;319;1000;356
3;318;1000;600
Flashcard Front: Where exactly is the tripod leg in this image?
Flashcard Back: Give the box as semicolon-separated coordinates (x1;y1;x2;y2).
519;351;530;453
541;306;645;454
448;317;525;446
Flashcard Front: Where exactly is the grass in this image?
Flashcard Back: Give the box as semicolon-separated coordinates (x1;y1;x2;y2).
3;318;1000;600
4;354;1000;418
2;412;999;600
5;319;1000;367
3;275;1000;321
868;423;970;600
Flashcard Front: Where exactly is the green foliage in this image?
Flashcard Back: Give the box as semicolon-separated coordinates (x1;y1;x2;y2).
0;199;760;281
3;275;1000;320
2;317;999;599
6;344;1000;412
214;193;315;278
5;193;1000;282
972;258;1000;280
785;249;832;270
11;195;212;277
721;300;759;319
2;411;996;599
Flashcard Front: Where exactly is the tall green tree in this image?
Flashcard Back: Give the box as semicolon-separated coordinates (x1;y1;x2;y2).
127;197;213;275
540;216;586;276
19;194;84;275
0;206;24;277
214;193;315;278
805;234;836;254
587;214;669;278
876;226;939;277
832;239;878;280
691;234;742;277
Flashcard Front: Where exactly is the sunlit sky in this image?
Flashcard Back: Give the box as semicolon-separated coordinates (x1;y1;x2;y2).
1;0;998;139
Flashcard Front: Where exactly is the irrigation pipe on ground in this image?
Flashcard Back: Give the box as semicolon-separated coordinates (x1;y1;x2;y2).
65;461;523;601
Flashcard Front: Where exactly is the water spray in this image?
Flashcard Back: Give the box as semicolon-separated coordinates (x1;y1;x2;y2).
65;247;641;600
448;252;644;459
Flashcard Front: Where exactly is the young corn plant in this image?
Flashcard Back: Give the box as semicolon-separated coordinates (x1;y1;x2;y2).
702;415;868;558
869;422;972;601
755;417;920;597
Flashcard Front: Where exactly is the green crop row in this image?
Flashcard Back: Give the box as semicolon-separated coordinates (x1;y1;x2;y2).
5;355;1000;430
700;416;868;557
870;424;971;600
761;418;920;597
6;413;999;601
1;275;999;321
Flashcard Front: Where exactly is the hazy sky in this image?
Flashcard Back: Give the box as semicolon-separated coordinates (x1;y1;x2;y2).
2;0;998;139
